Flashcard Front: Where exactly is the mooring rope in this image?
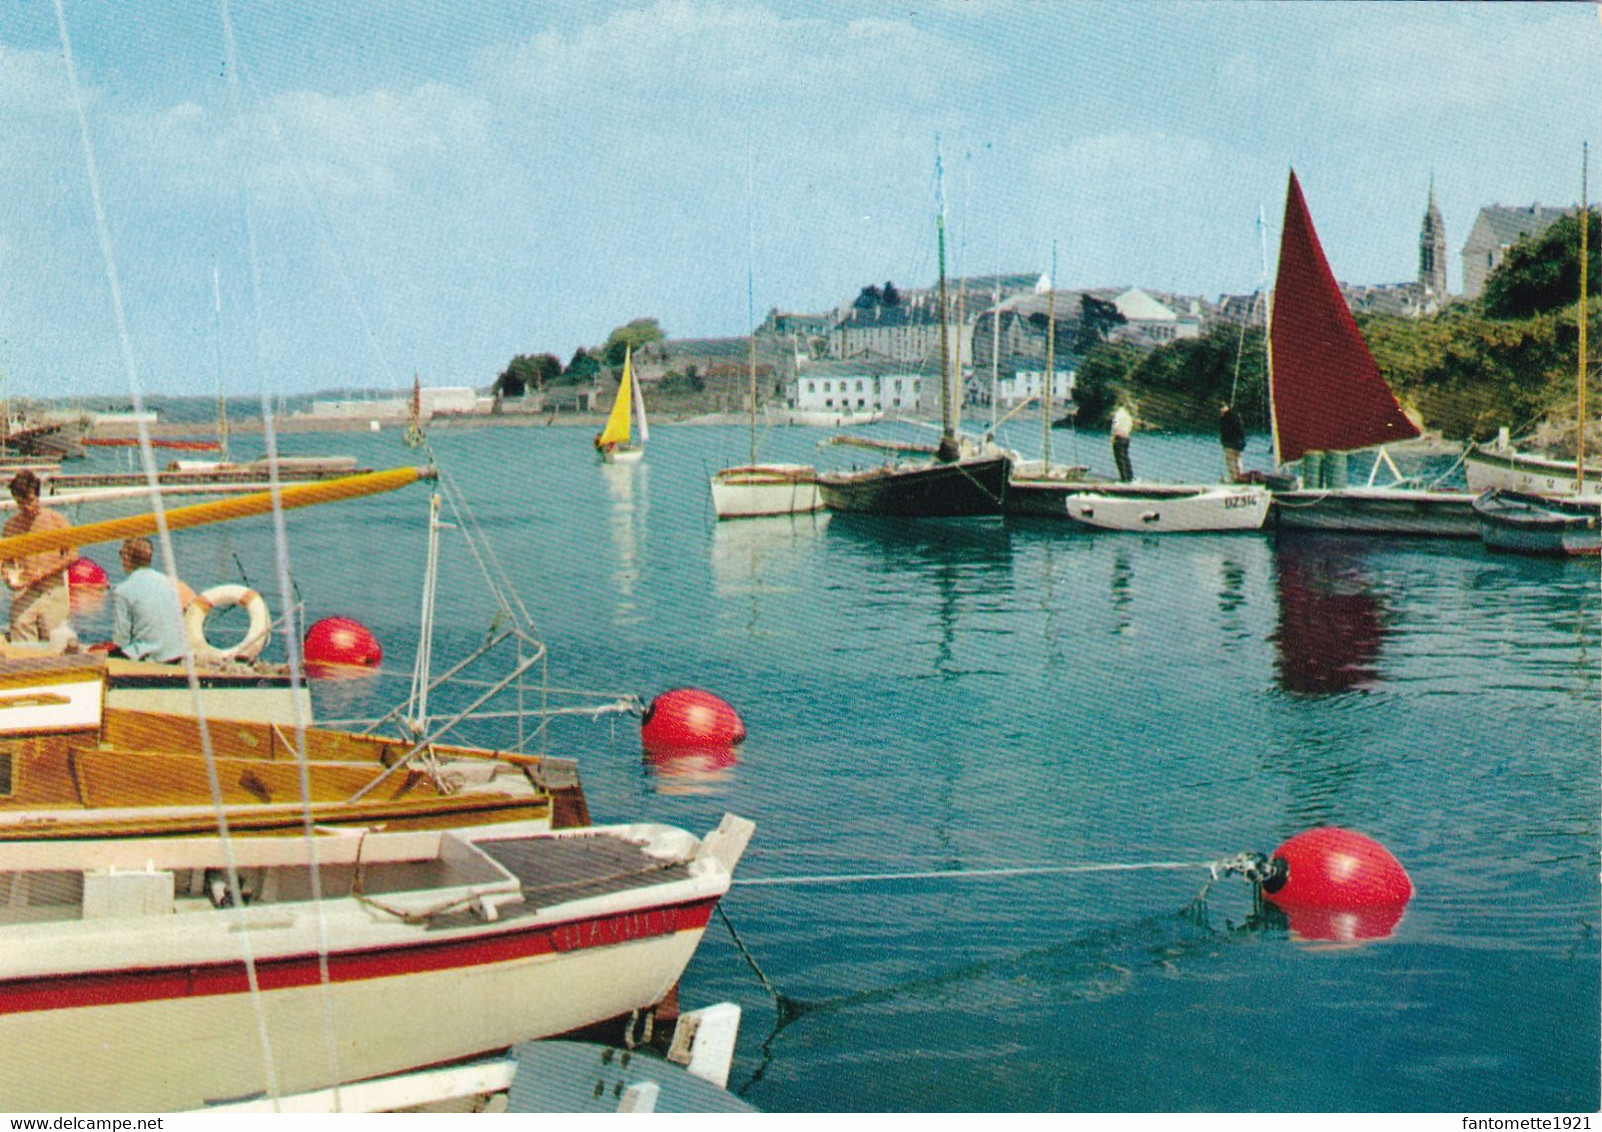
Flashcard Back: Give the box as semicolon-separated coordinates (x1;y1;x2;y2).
733;859;1215;888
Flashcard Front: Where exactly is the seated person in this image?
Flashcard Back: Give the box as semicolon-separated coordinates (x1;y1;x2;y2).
109;537;187;664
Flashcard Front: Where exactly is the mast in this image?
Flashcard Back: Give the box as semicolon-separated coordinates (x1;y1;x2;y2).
989;277;1000;434
1262;201;1280;470
936;141;955;459
1579;141;1589;493
0;466;432;559
212;261;228;459
746;143;758;467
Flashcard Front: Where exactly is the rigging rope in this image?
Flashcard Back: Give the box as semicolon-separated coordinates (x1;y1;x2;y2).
55;0;296;1103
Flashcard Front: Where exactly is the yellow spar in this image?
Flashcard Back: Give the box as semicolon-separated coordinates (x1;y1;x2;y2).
0;466;434;560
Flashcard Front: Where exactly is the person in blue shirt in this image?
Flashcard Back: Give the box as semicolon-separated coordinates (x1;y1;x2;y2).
110;537;187;663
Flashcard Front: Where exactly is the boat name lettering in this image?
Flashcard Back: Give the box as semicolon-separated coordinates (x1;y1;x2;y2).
1224;494;1257;509
553;909;675;951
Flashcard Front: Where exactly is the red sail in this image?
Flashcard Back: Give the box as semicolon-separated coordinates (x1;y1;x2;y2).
1270;171;1419;465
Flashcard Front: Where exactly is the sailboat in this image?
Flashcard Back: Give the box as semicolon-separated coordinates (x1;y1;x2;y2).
1266;171;1480;537
1475;145;1602;555
816;149;1012;517
594;347;648;464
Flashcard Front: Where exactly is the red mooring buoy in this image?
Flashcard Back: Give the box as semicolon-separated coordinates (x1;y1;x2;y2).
67;557;108;589
303;617;383;673
640;688;746;751
1261;827;1413;911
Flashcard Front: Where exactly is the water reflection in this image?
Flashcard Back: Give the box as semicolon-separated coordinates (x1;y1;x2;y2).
710;514;829;598
1270;538;1389;696
642;742;740;795
824;514;1014;678
601;461;646;625
1109;549;1133;636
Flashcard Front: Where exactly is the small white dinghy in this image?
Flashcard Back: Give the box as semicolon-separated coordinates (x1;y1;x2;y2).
1061;484;1271;532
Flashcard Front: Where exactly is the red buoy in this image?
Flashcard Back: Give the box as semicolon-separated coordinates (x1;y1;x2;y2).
68;557;108;589
303;617;383;674
1262;827;1413;911
640;688;746;750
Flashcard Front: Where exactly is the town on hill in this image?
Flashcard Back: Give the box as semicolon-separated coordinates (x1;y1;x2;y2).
71;189;1596;445
472;186;1593;444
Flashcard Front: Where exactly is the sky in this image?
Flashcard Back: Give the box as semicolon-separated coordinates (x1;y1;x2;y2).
0;1;1598;399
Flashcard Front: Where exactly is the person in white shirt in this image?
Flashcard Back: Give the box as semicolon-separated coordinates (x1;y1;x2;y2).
1110;403;1135;482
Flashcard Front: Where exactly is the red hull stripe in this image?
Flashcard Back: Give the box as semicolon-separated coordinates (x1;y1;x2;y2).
0;897;717;1016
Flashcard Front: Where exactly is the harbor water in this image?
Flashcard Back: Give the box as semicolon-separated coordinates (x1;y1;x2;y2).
68;422;1600;1113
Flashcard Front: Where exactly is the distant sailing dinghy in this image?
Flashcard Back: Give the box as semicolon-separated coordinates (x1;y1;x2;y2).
1061;484;1271;532
595;348;648;464
1474;489;1602;556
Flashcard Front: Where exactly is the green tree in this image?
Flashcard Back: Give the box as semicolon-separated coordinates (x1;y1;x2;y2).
1360;307;1578;440
602;318;665;366
1074;295;1127;353
1482;207;1599;319
561;347;600;385
1126;325;1268;430
493;355;536;397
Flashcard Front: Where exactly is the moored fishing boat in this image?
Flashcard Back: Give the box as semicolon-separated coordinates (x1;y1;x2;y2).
0;813;752;1111
1464;443;1602;499
1263;171;1477;537
1473;489;1602;556
818;449;1011;517
815;146;1012;518
1061;483;1271;533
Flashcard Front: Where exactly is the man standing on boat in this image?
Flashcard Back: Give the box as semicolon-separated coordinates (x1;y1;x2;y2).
1111;401;1135;482
1219;403;1246;482
108;537;187;663
2;470;75;646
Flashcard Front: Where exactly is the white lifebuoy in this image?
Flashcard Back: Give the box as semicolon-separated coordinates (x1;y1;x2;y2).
184;584;272;665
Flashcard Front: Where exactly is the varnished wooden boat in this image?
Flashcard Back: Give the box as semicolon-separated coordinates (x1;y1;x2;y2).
0;655;588;839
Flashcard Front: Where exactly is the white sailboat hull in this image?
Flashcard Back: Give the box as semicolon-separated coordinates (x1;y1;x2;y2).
1463;446;1602;498
1062;485;1271;532
4;925;705;1111
710;465;822;518
0;817;751;1111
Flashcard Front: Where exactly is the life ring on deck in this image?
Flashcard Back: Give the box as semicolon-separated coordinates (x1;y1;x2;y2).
184;584;272;664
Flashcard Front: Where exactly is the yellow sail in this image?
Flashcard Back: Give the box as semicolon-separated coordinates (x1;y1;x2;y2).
595;348;635;448
0;465;432;559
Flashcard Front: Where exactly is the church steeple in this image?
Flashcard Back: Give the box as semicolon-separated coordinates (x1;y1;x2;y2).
1419;175;1448;297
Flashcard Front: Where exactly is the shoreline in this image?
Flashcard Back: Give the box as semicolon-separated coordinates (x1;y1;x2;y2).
88;412;1469;455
